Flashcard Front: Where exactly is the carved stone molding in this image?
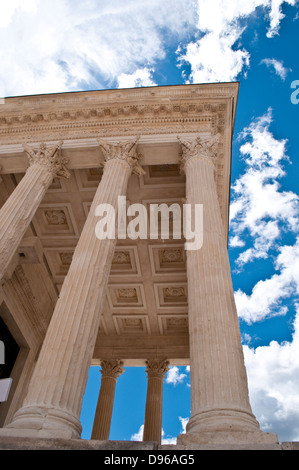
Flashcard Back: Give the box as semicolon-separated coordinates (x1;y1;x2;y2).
0;100;228;131
23;141;70;179
0;82;237;144
100;359;125;380
145;358;170;379
112;251;130;265
44;210;67;226
117;288;137;299
163;287;186;298
160;248;183;264
98;138;145;176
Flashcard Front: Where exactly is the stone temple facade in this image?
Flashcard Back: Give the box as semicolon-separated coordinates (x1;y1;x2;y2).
0;83;294;450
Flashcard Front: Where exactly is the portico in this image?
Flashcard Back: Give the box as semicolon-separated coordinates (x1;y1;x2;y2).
0;83;278;447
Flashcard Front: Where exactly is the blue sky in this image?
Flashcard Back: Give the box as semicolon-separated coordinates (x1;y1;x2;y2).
1;0;299;444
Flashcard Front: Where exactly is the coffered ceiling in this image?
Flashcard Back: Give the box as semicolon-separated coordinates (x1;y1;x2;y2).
24;163;189;364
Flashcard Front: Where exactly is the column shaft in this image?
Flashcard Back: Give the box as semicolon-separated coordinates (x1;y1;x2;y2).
91;377;116;441
185;155;256;425
143;359;169;444
91;360;124;441
177;136;277;444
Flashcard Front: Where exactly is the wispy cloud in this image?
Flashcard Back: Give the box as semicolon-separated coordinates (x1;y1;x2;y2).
229;108;299;268
0;0;197;96
266;0;298;38
235;236;299;323
117;68;157;89
177;0;298;83
261;58;291;80
230;108;299;323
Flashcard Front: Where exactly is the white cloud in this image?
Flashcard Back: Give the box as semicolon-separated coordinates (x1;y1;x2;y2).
117;68;157;89
266;0;297;37
244;305;299;442
261;58;290;79
230;108;299;268
235;237;299;323
161;429;177;445
0;0;297;95
231;109;299;324
130;424;144;441
229;235;246;248
178;416;189;433
181;26;250;83
0;0;197;96
130;417;188;444
161;417;189;444
165;366;187;386
0;0;39;27
178;0;298;83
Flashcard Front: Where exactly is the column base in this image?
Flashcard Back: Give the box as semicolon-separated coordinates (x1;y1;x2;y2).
186;407;261;433
0;405;82;440
177;430;279;447
177;407;279;446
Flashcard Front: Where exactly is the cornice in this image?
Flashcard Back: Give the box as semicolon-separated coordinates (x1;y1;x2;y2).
1;82;239;108
0;103;226;143
0;83;238;144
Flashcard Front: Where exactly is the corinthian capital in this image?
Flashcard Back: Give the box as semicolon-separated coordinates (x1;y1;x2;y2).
100;359;125;380
98;137;145;176
178;134;221;172
145;358;170;379
23;141;70;179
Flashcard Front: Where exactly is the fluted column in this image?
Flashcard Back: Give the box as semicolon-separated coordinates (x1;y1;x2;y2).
143;358;169;444
2;138;144;439
91;360;124;441
177;135;277;445
0;142;69;282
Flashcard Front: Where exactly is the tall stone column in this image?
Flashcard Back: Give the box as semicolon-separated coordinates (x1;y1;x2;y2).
0;142;69;282
177;135;278;445
91;360;124;441
143;358;169;444
1;138;144;439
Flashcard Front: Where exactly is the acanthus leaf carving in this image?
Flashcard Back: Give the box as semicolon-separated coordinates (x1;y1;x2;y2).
178;133;222;174
100;359;125;380
98;137;145;176
23;141;70;179
145;358;170;379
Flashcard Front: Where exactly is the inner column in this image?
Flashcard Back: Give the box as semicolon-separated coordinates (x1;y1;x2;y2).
91;359;124;441
143;358;169;444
